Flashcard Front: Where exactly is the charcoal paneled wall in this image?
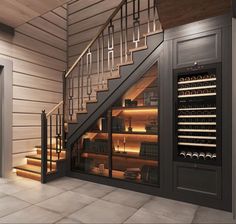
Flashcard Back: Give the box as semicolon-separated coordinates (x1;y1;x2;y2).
0;5;67;166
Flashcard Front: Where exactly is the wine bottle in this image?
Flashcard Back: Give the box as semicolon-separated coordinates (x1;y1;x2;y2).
199;152;205;160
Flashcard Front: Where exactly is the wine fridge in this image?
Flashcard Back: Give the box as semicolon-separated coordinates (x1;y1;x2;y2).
173;63;222;165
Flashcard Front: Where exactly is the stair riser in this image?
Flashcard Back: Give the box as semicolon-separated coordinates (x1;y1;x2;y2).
36;149;66;158
16;170;41;181
27;159;57;169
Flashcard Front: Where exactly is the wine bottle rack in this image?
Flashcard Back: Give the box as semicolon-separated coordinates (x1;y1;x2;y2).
174;64;221;165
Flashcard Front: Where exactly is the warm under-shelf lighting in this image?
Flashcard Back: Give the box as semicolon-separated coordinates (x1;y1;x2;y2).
123;109;157;113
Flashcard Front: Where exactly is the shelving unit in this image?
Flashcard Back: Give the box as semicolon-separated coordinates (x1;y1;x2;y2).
71;64;160;186
174;64;221;165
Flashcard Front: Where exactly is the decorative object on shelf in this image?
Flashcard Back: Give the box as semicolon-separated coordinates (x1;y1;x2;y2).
98;163;105;175
144;91;157;106
123;137;127;154
101;117;108;132
83;138;109;154
140;142;158;160
127;116;133;132
116;139;120;153
125;99;138;107
124;168;140;180
145;117;158;133
112;116;125;132
141;165;158;184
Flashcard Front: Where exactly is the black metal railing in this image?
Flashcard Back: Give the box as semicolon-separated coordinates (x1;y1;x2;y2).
41;100;64;183
40;0;161;182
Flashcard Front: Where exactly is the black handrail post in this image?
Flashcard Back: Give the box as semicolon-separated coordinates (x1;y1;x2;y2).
62;70;66;149
41;110;48;183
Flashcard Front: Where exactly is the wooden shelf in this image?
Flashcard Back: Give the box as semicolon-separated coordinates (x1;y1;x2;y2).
178;93;216;98
178;115;216;118
178;107;216;111
178;135;216;140
178;78;216;85
81;152;158;165
178;122;216;125
87;131;158;137
178;85;216;91
178;129;216;132
178;142;216;147
112;106;157;111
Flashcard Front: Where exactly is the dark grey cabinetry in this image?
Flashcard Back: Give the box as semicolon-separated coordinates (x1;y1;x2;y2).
162;14;232;211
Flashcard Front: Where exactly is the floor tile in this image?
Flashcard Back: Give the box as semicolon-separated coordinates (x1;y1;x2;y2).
0;192;6;199
0;205;62;223
0;196;30;218
47;177;87;190
37;191;96;216
141;196;198;223
12;178;41;188
56;217;82;223
125;208;183;223
192;206;235;223
102;188;152;208
73;182;115;198
68;199;137;223
12;184;64;204
0;182;29;195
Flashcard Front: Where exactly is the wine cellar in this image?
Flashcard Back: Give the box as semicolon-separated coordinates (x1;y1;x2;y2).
174;63;221;165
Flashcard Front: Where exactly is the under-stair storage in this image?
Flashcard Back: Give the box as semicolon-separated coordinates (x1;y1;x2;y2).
71;63;160;186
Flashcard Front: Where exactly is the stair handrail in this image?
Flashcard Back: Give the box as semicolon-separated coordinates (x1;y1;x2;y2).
65;0;127;78
46;100;63;117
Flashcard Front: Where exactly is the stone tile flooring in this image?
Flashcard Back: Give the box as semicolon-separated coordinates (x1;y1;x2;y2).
0;175;234;223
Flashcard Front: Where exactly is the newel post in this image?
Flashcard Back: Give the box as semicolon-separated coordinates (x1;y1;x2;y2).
41;110;48;183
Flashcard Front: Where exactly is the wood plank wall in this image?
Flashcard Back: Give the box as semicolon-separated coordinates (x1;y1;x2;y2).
0;5;67;166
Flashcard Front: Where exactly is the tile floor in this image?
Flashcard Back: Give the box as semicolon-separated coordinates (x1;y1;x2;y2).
0;175;235;223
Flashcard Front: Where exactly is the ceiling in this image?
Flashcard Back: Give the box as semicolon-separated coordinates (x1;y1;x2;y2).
158;0;232;29
0;0;71;28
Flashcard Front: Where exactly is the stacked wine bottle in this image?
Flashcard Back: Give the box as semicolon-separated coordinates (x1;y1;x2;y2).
176;73;217;162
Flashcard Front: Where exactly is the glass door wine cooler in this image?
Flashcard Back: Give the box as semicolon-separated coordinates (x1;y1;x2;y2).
174;63;221;165
71;64;160;186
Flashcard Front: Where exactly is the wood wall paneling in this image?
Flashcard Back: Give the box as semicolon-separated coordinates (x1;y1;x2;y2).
0;5;67;166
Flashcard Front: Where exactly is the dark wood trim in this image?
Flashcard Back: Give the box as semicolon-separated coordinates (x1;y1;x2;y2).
233;0;236;18
0;22;14;35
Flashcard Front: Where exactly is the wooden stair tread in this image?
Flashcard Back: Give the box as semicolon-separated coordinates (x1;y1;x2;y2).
26;154;64;162
117;61;133;67
129;45;147;52
15;164;56;174
143;30;163;37
35;146;66;151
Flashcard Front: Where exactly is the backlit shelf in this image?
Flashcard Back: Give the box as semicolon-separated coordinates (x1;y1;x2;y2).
178;93;216;98
178;85;216;91
178;107;216;111
178;129;216;132
178;78;216;85
178;135;216;140
178;115;216;118
178;122;216;125
178;142;216;147
112;106;157;111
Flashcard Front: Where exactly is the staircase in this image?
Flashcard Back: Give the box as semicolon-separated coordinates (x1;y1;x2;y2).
14;0;163;182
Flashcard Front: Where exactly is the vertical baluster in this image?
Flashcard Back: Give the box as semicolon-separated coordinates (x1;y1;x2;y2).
108;21;114;76
133;0;140;48
97;39;100;89
101;32;105;88
148;0;151;33
120;5;123;64
77;63;81;112
80;57;84;111
68;75;74;120
55;112;58;161
153;0;157;32
62;71;66;149
49;115;52;172
86;49;92;100
41;110;47;183
125;0;128;62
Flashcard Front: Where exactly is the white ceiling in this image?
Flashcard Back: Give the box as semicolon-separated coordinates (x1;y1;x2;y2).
0;0;71;28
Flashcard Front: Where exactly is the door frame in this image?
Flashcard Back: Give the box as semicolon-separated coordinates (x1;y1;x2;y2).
0;57;13;178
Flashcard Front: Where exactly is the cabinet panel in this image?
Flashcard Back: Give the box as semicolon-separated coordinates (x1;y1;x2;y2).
173;30;221;68
174;162;221;199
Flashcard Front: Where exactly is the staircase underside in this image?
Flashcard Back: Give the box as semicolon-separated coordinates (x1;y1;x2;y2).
67;31;164;148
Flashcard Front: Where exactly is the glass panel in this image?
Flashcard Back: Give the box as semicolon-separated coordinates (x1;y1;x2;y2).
111;64;159;186
71;112;109;177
